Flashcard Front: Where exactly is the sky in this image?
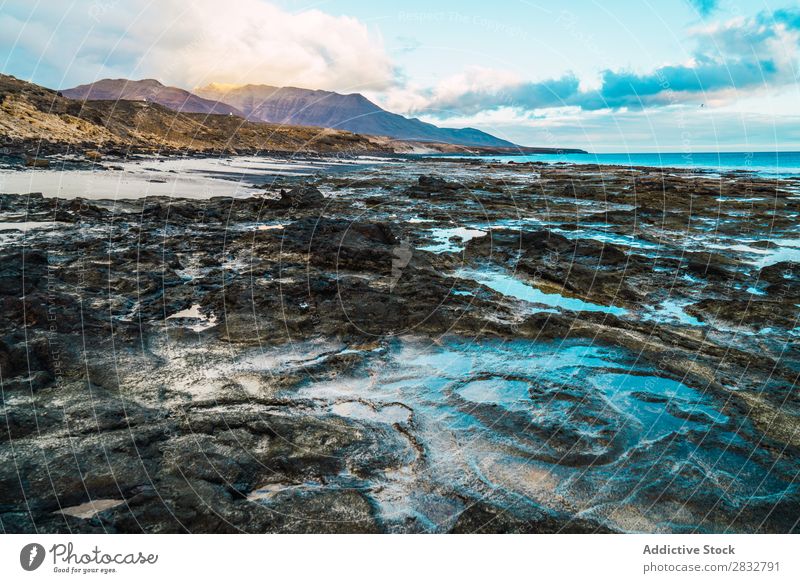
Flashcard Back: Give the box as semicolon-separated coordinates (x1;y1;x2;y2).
1;0;799;151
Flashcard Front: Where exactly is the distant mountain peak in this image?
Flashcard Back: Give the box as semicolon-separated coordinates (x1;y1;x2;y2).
61;78;244;117
63;77;522;148
195;82;516;148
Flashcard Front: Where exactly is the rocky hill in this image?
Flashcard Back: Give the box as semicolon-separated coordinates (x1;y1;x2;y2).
0;74;398;157
2;75;586;159
194;82;520;148
62;78;245;117
62;77;546;149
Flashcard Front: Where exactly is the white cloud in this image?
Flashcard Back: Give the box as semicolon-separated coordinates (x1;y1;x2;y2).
3;1;799;151
375;7;800;120
422;103;800;152
371;66;527;115
426;67;522;106
2;0;394;91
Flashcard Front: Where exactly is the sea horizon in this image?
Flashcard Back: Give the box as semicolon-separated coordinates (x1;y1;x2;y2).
473;149;800;176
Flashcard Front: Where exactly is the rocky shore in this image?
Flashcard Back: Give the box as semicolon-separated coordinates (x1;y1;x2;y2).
1;156;798;533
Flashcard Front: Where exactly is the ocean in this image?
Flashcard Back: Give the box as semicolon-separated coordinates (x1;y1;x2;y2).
476;151;800;177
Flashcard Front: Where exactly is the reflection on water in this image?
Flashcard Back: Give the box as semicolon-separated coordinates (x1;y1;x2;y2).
278;336;792;532
418;227;488;254
456;266;627;315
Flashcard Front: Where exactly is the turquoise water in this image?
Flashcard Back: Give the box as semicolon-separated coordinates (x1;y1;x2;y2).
475;151;800;176
282;336;792;532
456;266;627;316
418;227;488;254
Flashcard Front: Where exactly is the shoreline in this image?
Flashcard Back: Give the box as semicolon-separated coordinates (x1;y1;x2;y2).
5;148;800;202
1;156;798;533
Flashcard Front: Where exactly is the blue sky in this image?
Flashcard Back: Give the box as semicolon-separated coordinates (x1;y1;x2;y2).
2;0;799;151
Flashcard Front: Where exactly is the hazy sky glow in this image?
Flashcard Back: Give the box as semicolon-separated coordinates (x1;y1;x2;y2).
1;0;798;151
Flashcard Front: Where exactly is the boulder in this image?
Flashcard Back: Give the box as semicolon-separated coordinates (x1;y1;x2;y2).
270;184;325;209
403;174;464;198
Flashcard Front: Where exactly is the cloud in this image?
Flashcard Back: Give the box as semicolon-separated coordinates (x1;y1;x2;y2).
3;0;798;151
0;0;394;91
393;36;422;55
594;57;778;108
686;0;720;17
385;8;800;117
419;105;800;153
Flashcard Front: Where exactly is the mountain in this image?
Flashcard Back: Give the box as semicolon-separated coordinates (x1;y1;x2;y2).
55;77;585;153
0;74;400;156
195;83;520;148
62;78;245;117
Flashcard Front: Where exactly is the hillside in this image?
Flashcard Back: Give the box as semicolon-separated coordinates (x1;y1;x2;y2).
0;74;398;156
62;78;525;149
62;78;245;117
2;75;586;158
194;83;521;148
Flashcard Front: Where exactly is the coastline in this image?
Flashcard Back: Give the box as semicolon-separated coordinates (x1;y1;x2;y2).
1;155;797;533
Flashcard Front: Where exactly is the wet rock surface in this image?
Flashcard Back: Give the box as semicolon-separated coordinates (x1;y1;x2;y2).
268;184;326;209
0;157;798;533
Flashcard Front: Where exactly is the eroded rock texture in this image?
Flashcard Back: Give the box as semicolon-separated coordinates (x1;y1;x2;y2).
1;157;798;533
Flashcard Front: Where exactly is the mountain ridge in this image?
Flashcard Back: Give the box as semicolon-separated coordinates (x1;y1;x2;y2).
193;82;520;148
1;74;586;157
62;78;245;117
61;78;579;150
0;74;407;156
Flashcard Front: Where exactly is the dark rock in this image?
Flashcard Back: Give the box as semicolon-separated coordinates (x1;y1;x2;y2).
269;184;325;209
0;249;48;295
25;157;49;168
450;501;615;534
404;174;464;197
